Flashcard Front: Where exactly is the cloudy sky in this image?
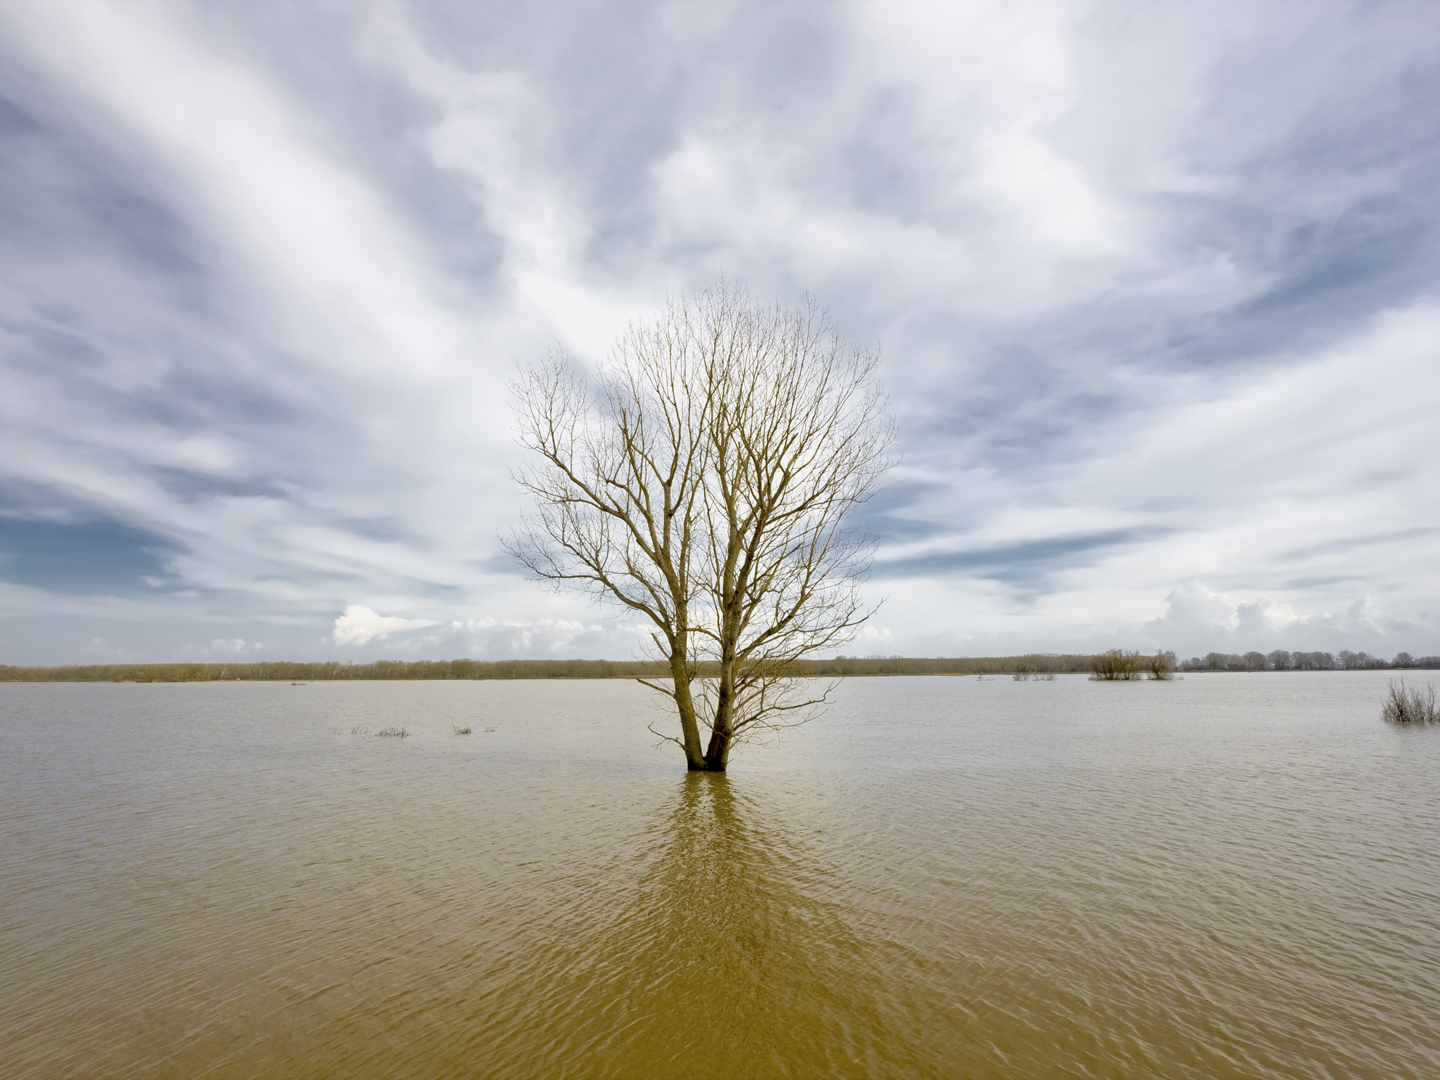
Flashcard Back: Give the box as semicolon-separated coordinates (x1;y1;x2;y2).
1;0;1438;665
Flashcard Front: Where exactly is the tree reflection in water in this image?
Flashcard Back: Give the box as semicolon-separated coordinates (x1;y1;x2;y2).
470;773;912;1080
606;774;900;1077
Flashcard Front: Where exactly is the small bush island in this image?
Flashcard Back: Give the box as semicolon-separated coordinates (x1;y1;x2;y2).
1089;650;1175;681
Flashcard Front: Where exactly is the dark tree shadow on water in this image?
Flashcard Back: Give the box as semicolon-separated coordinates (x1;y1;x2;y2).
466;774;935;1080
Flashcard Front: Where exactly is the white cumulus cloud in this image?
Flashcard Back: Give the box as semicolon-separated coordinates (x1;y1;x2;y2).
332;605;438;647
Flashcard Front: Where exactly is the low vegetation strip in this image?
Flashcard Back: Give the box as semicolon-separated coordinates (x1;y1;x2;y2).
0;659;672;682
0;650;1435;683
0;655;1094;682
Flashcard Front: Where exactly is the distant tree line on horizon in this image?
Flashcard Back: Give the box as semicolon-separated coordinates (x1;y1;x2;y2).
1177;650;1439;672
0;659;673;683
0;654;1096;683
0;650;1433;683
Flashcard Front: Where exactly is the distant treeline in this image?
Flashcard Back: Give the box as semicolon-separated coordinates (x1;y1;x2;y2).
1178;650;1440;672
1;650;1434;683
801;654;1095;675
0;659;671;683
0;654;1096;683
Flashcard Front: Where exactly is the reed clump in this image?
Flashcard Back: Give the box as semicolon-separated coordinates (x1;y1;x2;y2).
1381;680;1439;724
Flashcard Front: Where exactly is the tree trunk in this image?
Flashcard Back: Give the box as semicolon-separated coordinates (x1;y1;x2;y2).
702;725;732;771
670;654;707;770
704;648;736;771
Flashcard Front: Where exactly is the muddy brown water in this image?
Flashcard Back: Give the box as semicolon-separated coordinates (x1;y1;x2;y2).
2;672;1437;1078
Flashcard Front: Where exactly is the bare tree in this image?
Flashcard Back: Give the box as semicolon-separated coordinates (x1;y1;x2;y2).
506;283;894;771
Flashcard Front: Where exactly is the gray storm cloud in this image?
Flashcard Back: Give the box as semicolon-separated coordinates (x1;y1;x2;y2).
0;0;1437;663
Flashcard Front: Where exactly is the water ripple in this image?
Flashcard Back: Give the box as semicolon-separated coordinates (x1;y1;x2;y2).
2;673;1438;1078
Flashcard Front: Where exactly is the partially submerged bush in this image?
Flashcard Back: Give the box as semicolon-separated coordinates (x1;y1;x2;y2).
376;726;410;738
1089;650;1142;680
1089;650;1177;681
452;724;473;735
1381;680;1439;724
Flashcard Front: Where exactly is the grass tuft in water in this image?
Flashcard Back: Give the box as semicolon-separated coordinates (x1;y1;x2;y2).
376;726;410;738
1381;679;1439;724
452;724;473;735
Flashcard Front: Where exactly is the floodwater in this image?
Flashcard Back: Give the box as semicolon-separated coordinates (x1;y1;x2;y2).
2;673;1438;1079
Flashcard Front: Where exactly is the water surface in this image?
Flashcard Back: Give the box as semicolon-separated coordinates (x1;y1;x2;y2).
2;673;1437;1078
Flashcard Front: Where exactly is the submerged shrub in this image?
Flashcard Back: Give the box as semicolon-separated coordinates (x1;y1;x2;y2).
452;724;473;735
1089;650;1142;681
1381;680;1439;724
1147;651;1176;681
376;726;410;738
